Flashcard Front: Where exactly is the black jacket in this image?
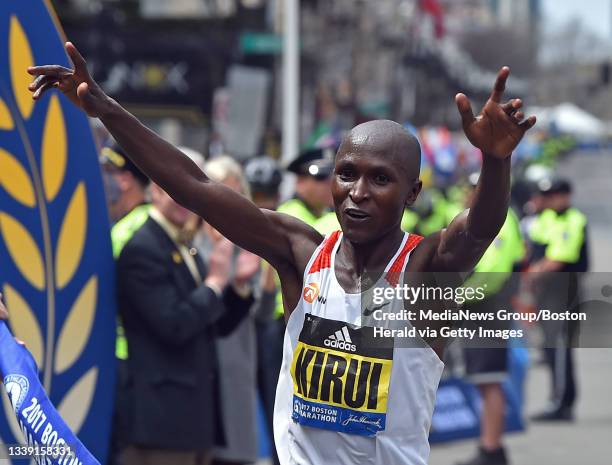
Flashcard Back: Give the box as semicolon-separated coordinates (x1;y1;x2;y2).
116;217;251;450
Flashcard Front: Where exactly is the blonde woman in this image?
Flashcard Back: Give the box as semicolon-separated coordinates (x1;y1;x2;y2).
202;156;261;465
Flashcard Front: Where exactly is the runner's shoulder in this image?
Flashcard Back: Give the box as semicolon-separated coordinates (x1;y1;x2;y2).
405;231;442;272
261;208;324;267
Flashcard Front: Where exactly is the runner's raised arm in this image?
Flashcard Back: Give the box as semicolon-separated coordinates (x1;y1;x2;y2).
27;42;321;272
429;67;536;273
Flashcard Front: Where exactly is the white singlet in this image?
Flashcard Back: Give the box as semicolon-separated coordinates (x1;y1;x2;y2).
274;230;444;465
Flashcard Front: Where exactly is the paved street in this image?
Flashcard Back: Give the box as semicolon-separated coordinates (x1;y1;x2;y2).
431;348;612;465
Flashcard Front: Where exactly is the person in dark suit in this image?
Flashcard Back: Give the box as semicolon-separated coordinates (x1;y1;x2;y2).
116;180;254;465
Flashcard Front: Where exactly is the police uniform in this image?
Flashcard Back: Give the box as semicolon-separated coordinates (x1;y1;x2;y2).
528;178;588;420
463;209;525;384
112;204;151;359
402;188;462;235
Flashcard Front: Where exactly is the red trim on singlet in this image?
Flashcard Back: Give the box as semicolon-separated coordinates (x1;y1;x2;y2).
385;234;424;286
308;230;342;274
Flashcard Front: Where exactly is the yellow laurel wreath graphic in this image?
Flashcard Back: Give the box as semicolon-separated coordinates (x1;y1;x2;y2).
57;367;98;433
0;97;13;130
54;276;97;374
1;12;97;443
2;284;45;367
0;148;36;207
41;95;67;202
9;16;34;120
54;182;87;289
0;213;45;290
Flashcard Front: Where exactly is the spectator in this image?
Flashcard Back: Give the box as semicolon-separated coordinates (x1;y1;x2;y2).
244;156;284;465
116;155;253;465
203;155;261;465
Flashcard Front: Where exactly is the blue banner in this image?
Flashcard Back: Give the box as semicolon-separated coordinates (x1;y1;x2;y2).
0;1;115;463
429;347;527;443
0;322;101;464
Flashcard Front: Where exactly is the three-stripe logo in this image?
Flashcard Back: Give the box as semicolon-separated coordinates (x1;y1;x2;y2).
324;326;357;352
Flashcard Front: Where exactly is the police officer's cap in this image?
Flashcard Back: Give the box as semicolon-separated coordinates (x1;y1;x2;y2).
100;143;150;187
286;147;336;179
245;156;282;195
537;177;572;195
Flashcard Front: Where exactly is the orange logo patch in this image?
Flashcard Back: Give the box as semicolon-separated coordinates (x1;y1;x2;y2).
303;283;319;303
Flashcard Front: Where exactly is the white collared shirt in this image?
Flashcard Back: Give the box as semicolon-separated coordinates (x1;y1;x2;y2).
149;207;202;284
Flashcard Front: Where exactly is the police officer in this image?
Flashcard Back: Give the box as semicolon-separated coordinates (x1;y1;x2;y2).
102;141;151;366
401;186;463;235
280;147;339;231
101;143;150;228
527;178;588;421
458;173;525;465
100;142;150;465
272;148;341;319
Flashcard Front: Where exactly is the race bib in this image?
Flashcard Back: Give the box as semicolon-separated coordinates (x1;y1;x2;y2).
291;314;394;437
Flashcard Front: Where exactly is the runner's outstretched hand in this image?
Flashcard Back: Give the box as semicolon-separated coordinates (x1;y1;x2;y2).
456;66;536;158
24;41;329;321
0;294;7;321
27;42;113;117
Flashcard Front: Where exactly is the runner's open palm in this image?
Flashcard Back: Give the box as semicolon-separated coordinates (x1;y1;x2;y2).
456;67;536;158
27;42;112;117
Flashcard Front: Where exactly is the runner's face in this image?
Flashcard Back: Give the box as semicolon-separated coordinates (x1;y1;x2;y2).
332;150;417;243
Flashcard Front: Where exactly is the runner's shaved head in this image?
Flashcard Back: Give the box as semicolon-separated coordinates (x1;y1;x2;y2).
337;120;421;180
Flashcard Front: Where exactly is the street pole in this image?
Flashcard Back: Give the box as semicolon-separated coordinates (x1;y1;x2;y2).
282;0;299;163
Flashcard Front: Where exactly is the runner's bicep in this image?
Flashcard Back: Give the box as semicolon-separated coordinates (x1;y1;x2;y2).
266;210;325;268
185;181;295;265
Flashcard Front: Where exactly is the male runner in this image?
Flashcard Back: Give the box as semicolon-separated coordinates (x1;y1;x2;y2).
27;43;535;465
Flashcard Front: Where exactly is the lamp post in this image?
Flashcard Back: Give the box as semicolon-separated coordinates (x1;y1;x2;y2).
282;0;299;163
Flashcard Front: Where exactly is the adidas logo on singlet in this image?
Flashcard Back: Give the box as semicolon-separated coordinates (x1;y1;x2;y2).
324;326;357;352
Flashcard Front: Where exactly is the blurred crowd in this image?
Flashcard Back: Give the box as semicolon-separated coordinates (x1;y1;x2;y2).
94;118;587;465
